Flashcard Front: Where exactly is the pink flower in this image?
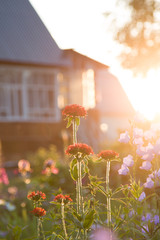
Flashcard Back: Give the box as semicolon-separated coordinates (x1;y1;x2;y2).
118;131;130;143
123;155;134;167
42;158;59;176
118;164;129;175
18;159;31;173
0;168;9;185
140;161;152;170
91;228;117;240
144;178;154;188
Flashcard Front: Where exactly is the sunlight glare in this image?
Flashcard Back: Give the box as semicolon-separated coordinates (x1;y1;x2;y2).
116;68;160;121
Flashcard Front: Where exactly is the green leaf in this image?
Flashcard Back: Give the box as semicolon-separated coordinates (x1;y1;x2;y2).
66;117;73;128
83;209;95;229
70;160;78;181
75;117;80;127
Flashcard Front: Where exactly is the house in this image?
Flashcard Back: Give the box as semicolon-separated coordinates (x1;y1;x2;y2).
0;0;135;161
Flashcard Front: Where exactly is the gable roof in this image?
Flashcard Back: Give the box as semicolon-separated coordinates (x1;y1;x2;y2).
96;70;135;117
0;0;69;67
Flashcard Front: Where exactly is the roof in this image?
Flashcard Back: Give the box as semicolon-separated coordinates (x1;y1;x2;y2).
96;70;135;117
0;0;70;67
64;49;109;69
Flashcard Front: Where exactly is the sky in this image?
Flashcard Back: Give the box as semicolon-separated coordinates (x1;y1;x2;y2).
30;0;160;121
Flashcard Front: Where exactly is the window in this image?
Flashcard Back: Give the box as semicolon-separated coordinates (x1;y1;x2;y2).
82;69;95;109
0;69;59;122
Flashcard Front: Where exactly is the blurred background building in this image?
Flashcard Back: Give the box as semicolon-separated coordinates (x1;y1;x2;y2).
0;0;135;161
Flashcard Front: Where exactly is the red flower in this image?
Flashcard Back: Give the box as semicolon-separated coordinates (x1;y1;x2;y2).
54;194;65;202
27;191;46;201
31;207;46;217
98;150;119;161
64;195;73;202
54;194;73;203
65;143;94;156
62;104;87;118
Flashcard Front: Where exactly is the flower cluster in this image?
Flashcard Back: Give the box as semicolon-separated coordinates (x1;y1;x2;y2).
54;194;72;203
42;158;59;175
27;191;46;201
0;168;9;185
18;159;31;173
62;104;87;118
98;150;119;161
118;155;134;175
65;143;94;156
31;207;46;217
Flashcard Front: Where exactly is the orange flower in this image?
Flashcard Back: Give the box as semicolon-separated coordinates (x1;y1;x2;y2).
98;150;119;161
62;104;87;118
31;207;46;217
54;194;65;202
54;194;72;203
27;191;46;201
64;195;73;202
65;143;94;156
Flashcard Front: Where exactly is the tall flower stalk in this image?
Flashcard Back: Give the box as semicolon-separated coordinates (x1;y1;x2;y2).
53;194;72;239
66;143;93;214
27;191;46;240
106;160;111;227
98;150;119;228
62;104;87;214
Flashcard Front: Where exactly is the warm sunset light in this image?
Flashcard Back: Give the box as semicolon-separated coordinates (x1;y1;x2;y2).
30;0;160;122
114;67;160;121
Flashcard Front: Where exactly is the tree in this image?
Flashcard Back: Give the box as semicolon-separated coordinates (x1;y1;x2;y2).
113;0;160;75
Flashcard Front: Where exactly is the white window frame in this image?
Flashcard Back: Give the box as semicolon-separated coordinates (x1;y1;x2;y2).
0;68;60;122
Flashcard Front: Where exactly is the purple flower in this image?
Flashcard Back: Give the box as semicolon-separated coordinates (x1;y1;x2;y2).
123;155;134;167
138;191;146;201
142;225;149;233
146;213;152;221
144;178;154;188
141;153;154;162
136;146;146;156
133;128;143;138
154;215;159;224
154;138;160;155
118;131;130;143
140;161;152;170
141;216;146;221
133;137;144;146
118;164;129;175
144;130;155;140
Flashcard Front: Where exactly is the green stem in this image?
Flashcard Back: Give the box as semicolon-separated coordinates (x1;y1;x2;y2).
40;219;45;240
37;218;41;240
77;159;81;213
106;160;111;228
73;119;77;144
61;200;68;239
